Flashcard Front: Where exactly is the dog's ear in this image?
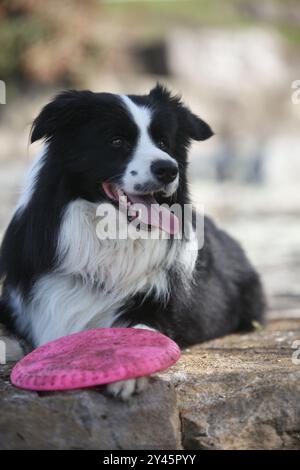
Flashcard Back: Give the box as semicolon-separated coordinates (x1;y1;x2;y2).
31;90;94;143
149;84;214;141
182;107;214;141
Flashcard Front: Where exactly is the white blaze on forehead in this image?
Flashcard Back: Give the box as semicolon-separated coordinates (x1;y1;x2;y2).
120;95;152;135
120;94;159;165
119;94;177;192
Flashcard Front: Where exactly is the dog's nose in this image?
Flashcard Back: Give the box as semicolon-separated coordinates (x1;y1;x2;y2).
151;160;178;184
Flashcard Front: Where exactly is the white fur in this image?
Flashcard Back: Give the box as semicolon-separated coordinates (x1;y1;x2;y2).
15;147;46;214
57;199;172;300
106;324;153;400
26;274;125;346
133;324;157;332
8;97;197;348
106;376;149;401
120;95;179;195
17;198;197;346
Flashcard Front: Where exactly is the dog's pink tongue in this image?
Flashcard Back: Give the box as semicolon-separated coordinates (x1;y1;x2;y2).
128;194;179;235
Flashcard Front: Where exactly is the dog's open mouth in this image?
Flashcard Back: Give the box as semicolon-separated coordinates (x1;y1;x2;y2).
102;182;179;235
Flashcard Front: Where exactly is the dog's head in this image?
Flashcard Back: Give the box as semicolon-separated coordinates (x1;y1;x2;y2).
31;84;213;234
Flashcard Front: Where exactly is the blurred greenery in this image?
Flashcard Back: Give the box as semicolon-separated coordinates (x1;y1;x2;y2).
0;16;49;82
279;24;300;45
0;0;299;89
103;0;300;32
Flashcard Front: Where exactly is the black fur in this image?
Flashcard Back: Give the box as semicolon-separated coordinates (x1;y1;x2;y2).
118;216;265;347
0;84;265;347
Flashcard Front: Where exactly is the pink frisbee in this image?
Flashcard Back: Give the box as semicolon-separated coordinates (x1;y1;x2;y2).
11;328;180;391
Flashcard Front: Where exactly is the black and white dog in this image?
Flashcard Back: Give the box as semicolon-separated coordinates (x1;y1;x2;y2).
0;85;264;398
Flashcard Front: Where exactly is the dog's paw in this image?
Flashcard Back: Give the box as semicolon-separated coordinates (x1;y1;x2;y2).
106;376;149;401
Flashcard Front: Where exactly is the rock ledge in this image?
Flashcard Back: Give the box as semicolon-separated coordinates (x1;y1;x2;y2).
1;319;300;450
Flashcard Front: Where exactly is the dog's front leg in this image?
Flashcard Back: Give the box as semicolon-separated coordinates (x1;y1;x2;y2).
106;324;156;400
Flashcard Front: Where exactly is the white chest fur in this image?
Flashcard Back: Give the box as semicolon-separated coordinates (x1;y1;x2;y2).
27;199;198;346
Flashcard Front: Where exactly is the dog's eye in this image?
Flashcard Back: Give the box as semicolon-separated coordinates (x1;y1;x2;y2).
157;139;168;151
110;137;124;148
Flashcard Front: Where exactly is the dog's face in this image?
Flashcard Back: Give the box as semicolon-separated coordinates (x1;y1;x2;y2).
31;85;213;233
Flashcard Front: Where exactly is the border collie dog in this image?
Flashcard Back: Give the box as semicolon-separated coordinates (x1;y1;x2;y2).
0;85;264;399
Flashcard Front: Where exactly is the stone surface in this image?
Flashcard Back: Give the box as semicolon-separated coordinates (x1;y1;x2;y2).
0;368;181;450
159;318;300;450
1;318;300;449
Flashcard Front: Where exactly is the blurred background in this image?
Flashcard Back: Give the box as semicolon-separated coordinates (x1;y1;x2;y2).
0;0;299;317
